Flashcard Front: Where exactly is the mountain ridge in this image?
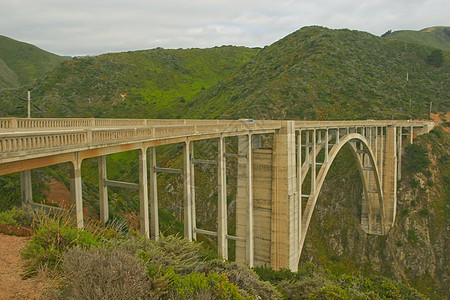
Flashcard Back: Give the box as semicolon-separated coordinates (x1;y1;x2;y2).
383;26;450;52
186;26;448;120
0;35;67;88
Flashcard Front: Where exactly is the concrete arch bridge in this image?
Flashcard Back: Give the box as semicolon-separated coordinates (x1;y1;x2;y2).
0;118;433;271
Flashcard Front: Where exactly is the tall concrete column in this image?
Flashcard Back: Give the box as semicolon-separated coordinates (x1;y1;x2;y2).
296;130;302;264
20;170;32;206
397;127;402;181
383;126;397;232
246;134;254;267
218;136;228;260
236;135;249;265
190;142;197;240
70;160;84;228
149;147;159;240
271;121;297;271
138;148;149;238
98;155;109;225
183;141;193;241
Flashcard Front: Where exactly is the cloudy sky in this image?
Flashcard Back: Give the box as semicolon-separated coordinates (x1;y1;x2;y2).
1;0;448;56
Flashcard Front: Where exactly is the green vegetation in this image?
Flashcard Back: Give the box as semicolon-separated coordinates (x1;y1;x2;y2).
11;208;427;299
15;210;281;299
0;35;66;88
186;26;449;120
0;46;259;118
403;143;431;174
254;265;425;299
426;49;444;67
384;26;450;52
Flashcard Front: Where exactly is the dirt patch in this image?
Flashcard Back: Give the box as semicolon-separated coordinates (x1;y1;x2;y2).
431;112;450;132
43;179;96;219
0;234;47;299
44;179;71;209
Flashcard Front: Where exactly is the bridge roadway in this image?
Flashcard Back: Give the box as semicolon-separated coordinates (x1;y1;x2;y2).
0;118;434;271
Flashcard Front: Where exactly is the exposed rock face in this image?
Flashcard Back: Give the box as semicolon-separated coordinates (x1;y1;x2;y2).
301;130;449;298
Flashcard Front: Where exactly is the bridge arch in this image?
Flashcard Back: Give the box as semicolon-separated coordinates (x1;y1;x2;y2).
297;133;384;264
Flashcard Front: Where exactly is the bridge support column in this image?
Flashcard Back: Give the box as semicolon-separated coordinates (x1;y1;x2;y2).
70;161;83;228
149;147;159;240
218;136;228;260
98;156;108;225
397;127;402;181
236;134;254;267
20;170;32;206
139;148;150;238
271;121;297;271
183;141;193;241
383;126;397;232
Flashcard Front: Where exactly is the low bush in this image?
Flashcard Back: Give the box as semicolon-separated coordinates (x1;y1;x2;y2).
0;207;33;227
21;220;101;277
59;247;150;300
168;272;243;300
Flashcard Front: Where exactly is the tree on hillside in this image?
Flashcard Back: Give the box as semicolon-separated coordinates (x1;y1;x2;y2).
426;49;444;67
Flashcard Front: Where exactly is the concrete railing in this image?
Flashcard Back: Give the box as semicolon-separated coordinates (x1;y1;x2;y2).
0;122;279;157
0;117;280;130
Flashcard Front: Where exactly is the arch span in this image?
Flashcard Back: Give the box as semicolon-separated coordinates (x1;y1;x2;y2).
297;133;384;264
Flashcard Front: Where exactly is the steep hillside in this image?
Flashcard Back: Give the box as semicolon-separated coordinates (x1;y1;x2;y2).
301;126;449;299
0;46;259;118
186;26;449;120
383;26;450;52
0;35;66;88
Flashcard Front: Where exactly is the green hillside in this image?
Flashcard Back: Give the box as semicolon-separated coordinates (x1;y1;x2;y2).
0;35;66;88
0;27;448;298
186;26;449;120
384;26;450;52
0;46;259;118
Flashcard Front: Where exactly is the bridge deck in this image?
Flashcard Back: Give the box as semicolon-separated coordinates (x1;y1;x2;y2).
0;118;433;175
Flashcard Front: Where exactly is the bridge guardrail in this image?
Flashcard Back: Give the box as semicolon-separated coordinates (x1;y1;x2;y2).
0;122;281;160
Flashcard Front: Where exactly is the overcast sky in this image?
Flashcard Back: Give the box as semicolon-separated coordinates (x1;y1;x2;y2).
1;0;448;56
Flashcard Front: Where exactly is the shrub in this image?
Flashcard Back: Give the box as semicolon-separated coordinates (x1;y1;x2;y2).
21;221;101;276
0;207;33;227
0;209;19;227
426;49;444;67
407;229;419;243
210;261;283;299
403;143;430;174
59;247;150;300
168;272;243;300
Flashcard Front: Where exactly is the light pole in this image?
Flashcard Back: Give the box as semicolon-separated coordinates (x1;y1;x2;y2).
27;90;30;118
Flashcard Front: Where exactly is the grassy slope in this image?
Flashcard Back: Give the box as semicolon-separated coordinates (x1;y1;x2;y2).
385;26;450;52
186;26;449;120
0;46;259;118
0;35;66;88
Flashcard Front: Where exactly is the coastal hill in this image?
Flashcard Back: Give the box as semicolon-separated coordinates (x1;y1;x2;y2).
0;35;66;88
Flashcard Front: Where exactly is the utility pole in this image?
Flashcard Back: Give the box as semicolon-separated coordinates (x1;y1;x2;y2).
429;102;432;119
27;90;31;118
